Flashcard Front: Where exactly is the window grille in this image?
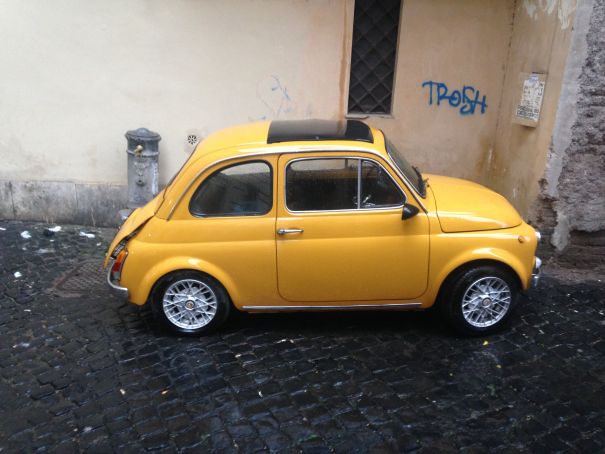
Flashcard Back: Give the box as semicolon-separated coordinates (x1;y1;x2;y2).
347;0;402;115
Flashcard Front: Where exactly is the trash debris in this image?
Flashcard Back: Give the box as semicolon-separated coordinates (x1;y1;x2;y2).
96;242;102;247
482;340;489;346
161;389;169;395
24;309;31;312
79;231;95;239
82;426;92;433
12;342;30;348
20;231;31;239
0;227;6;231
14;271;22;278
36;248;52;254
258;390;263;398
119;389;126;395
48;226;62;232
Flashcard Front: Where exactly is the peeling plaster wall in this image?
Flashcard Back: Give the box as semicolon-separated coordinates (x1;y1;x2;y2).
532;0;604;257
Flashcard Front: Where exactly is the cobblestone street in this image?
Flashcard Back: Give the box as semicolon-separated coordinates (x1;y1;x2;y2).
1;220;604;452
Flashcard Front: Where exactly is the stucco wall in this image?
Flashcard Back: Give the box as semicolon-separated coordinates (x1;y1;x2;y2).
0;0;522;226
0;0;347;186
487;0;577;217
365;0;515;183
0;0;588;231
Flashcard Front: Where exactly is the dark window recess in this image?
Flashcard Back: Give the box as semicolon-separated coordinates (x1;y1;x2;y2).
286;159;358;211
190;161;272;217
347;0;402;115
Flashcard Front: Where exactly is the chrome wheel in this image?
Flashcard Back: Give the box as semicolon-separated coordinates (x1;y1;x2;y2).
461;276;511;328
162;279;218;330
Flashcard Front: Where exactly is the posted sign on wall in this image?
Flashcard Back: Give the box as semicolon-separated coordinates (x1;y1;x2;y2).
513;72;546;127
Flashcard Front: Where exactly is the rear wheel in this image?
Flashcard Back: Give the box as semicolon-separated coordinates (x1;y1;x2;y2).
151;270;230;335
438;265;518;336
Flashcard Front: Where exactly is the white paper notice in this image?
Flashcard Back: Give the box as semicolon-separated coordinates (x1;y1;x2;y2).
516;74;545;122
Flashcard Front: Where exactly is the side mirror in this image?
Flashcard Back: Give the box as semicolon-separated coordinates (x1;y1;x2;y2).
402;203;420;220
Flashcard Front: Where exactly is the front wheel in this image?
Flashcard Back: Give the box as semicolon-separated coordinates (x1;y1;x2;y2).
151;270;231;335
438;265;519;336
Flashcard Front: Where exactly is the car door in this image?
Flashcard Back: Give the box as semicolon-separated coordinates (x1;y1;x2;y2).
276;153;430;303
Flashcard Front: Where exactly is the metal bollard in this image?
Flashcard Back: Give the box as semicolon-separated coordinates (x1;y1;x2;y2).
125;127;161;209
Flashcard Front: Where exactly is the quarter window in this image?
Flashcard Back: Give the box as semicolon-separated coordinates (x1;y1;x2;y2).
361;160;404;208
286;158;403;212
189;161;272;217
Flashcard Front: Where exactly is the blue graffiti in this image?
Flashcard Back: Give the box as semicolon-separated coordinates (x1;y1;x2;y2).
421;81;487;115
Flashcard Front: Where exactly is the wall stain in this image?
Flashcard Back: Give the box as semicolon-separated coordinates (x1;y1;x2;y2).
338;0;350;119
522;0;576;29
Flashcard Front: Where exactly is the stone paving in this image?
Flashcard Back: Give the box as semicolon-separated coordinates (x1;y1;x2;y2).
0;220;604;453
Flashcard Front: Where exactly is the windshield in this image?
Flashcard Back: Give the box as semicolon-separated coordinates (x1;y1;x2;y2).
385;137;425;197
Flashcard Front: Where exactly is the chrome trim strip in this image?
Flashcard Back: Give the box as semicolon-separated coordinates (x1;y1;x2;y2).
531;256;542;288
106;260;129;301
166;146;428;220
241;303;422;311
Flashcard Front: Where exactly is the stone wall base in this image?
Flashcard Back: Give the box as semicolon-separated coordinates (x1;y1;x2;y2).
0;180;127;227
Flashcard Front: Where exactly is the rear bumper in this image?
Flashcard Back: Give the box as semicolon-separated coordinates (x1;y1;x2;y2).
531;257;542;288
107;260;129;301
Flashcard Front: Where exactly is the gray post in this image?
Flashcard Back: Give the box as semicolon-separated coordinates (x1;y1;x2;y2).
125;128;161;209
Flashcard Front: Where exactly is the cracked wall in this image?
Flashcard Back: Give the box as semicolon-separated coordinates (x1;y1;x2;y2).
531;0;604;260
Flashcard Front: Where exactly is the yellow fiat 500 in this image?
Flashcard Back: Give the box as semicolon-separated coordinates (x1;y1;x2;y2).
105;120;541;336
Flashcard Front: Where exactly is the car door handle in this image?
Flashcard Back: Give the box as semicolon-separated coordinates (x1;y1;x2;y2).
277;228;304;235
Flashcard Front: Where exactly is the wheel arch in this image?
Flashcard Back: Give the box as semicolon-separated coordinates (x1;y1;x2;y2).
437;259;522;297
427;249;528;308
127;256;240;306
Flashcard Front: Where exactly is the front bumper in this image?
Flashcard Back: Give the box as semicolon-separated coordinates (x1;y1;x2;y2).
107;260;129;301
531;257;542;288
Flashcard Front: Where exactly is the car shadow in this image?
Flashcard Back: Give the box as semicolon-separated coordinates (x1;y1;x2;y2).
128;292;535;340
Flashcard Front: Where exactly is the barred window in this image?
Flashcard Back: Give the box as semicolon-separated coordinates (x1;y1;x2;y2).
347;0;402;115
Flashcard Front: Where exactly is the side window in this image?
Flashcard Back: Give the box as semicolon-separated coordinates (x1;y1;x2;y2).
286;159;358;211
360;160;404;208
189;161;272;217
286;158;404;212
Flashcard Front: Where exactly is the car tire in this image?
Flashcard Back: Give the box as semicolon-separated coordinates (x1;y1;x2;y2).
438;265;519;336
150;270;231;335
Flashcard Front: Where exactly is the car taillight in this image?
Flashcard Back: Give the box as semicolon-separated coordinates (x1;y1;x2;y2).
111;249;128;282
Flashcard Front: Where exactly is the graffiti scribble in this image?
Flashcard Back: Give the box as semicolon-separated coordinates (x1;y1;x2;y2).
422;81;487;116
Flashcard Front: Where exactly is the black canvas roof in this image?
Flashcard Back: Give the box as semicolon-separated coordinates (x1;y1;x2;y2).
267;119;373;144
